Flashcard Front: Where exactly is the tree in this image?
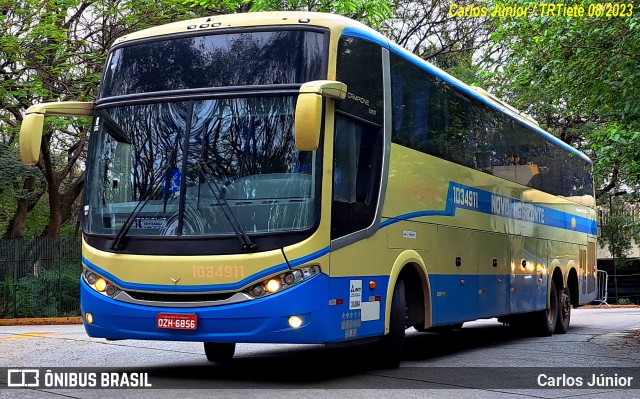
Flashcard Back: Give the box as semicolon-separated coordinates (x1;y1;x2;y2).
599;194;640;262
482;0;640;196
1;0;203;237
382;0;494;72
182;0;393;28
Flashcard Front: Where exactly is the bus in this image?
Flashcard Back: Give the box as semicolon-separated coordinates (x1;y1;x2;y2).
19;11;598;369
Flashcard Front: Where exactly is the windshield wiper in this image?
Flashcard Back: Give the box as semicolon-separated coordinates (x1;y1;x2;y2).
110;165;168;251
198;161;257;252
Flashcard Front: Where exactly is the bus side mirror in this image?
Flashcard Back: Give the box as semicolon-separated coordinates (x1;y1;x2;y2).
294;80;347;151
20;101;94;165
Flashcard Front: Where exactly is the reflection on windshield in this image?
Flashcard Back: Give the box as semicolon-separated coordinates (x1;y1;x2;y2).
101;30;326;97
84;96;317;238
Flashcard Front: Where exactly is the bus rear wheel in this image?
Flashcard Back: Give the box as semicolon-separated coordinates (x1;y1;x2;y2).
555;287;571;334
204;342;236;363
376;278;407;369
532;282;558;337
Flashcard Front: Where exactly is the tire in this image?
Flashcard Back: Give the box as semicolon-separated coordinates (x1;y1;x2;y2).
555;286;571;334
204;342;236;363
377;278;407;369
531;282;558;337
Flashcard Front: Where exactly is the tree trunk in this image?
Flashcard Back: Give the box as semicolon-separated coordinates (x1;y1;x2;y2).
4;176;36;238
42;174;85;237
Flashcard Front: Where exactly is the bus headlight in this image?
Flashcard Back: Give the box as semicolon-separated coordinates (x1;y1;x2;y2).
83;267;121;298
245;266;320;299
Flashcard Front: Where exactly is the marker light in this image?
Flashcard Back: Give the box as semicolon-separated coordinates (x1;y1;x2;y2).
85;313;93;324
288;316;303;328
95;278;107;292
265;279;281;293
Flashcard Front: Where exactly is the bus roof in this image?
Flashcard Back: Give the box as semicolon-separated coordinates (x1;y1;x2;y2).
111;11;371;46
112;11;591;164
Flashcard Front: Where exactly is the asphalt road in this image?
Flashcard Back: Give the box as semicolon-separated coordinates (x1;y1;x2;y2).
1;307;639;398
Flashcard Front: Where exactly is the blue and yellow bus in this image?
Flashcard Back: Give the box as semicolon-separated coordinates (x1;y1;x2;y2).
20;12;597;368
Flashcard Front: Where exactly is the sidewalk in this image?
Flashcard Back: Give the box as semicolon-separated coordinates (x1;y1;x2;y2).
0;317;82;326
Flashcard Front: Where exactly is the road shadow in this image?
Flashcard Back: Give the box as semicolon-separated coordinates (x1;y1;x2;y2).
109;321;542;389
403;322;526;361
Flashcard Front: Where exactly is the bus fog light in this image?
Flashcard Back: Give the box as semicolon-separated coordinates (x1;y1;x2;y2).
288;316;303;328
85;313;93;324
95;278;107;292
266;279;281;293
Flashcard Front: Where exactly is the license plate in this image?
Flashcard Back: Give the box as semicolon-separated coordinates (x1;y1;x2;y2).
156;313;198;330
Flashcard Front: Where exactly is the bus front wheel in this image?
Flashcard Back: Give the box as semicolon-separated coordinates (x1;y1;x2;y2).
377;278;407;369
204;342;236;363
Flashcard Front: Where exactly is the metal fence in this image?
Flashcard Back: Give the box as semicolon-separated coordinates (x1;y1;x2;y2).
592;270;610;307
0;237;82;318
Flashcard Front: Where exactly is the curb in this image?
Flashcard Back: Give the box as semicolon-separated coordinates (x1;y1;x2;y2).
0;317;82;326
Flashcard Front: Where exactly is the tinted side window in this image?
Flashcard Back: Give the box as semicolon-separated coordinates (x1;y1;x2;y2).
332;36;384;239
336;36;383;125
390;52;593;198
390;54;478;167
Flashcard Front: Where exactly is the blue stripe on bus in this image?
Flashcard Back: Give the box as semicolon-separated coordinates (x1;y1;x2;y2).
340;27;389;47
84;183;593;293
81;272;548;342
287;246;331;267
380;182;597;235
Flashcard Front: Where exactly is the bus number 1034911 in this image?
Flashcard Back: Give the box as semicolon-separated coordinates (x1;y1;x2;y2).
192;265;245;279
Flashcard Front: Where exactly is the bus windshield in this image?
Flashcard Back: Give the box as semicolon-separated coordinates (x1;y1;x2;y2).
84;96;318;237
100;30;327;97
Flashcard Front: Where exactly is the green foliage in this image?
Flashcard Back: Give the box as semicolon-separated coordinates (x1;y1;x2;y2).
617;298;632;305
598;195;640;261
182;0;393;28
0;262;82;318
483;0;640;193
1;0;203;237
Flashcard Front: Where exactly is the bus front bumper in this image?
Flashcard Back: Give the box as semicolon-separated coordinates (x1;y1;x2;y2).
80;273;334;344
